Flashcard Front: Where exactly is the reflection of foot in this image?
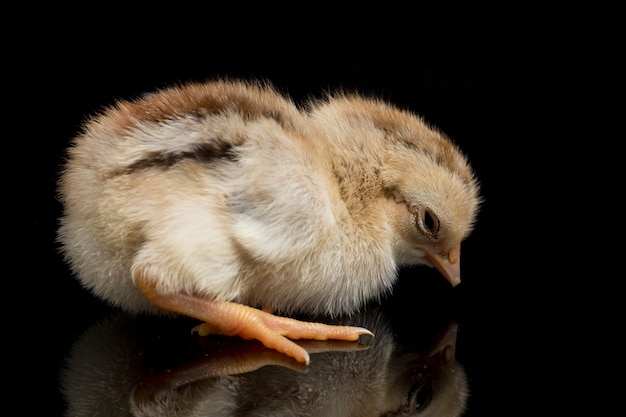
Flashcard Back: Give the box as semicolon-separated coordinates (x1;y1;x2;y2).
295;338;374;354
137;277;374;364
132;335;372;406
133;338;306;405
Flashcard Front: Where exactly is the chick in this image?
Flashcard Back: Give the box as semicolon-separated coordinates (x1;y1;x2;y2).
57;78;480;364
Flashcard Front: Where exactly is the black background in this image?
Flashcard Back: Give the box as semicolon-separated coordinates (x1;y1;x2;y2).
13;9;618;416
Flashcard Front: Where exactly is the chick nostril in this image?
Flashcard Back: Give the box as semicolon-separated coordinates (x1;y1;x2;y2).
447;246;460;264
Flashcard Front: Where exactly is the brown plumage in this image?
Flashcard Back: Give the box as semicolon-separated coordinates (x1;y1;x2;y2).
57;78;481;364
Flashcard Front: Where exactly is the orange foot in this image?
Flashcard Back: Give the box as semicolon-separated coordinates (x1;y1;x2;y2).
135;275;374;364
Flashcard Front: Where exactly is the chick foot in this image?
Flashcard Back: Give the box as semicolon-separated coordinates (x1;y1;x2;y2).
136;276;373;364
188;306;372;364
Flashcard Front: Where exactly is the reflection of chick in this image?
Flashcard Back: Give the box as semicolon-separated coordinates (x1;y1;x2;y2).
60;309;467;416
224;316;467;417
57;79;480;364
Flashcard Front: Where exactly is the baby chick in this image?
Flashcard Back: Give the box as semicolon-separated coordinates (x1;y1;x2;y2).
57;78;480;364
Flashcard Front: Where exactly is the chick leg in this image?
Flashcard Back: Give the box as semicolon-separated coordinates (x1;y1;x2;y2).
135;275;373;364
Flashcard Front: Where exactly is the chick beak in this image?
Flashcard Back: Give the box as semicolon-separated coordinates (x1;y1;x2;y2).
424;244;461;287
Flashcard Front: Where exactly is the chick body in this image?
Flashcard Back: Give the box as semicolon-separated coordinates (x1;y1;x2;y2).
57;79;480;363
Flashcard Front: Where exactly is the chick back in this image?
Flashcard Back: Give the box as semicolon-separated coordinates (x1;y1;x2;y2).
57;79;398;316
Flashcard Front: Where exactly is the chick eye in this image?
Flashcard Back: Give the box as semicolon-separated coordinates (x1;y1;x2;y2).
417;208;440;239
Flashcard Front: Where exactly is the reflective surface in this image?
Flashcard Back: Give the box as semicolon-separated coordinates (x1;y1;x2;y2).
60;290;467;417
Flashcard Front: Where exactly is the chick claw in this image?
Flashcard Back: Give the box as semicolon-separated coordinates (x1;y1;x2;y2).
191;322;220;336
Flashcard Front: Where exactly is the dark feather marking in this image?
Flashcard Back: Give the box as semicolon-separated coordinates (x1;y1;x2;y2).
121;142;237;175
